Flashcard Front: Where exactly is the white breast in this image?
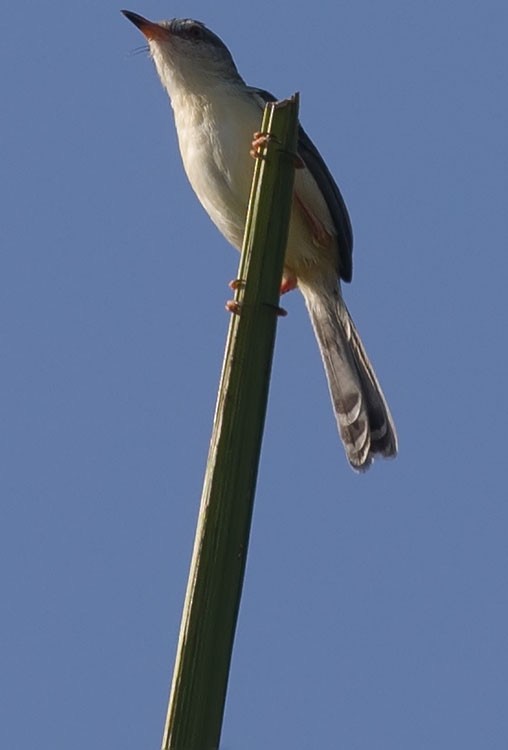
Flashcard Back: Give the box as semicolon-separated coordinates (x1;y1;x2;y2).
172;87;262;250
154;63;338;278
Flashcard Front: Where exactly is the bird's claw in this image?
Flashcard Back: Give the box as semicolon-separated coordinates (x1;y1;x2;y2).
226;299;287;317
250;131;304;167
250;131;278;159
227;301;287;317
226;278;288;316
226;300;242;315
265;303;288;317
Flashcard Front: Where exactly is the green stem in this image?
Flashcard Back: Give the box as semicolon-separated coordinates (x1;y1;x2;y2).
162;94;300;750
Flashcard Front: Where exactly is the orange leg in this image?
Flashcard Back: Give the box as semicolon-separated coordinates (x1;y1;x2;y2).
250;132;304;167
250;131;276;159
280;273;298;295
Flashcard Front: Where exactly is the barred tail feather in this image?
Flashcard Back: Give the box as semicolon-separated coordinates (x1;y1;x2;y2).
299;281;397;471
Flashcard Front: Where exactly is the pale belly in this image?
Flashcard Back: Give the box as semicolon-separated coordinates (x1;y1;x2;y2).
175;92;258;248
174;92;338;281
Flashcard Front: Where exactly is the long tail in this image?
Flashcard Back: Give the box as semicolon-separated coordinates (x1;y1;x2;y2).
299;279;397;471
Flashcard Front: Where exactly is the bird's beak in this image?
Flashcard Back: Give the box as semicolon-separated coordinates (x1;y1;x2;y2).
121;10;171;41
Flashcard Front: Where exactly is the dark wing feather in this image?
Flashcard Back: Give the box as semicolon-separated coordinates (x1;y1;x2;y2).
248;87;354;283
297;125;353;282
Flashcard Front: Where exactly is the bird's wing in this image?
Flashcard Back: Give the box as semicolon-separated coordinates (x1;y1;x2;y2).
247;87;354;283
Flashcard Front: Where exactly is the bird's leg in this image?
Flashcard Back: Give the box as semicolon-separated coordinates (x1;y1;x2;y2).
229;275;297;295
250;131;278;159
227;278;288;316
264;303;288;317
225;299;287;317
225;299;242;315
250;132;304;168
226;279;244;314
280;273;298;295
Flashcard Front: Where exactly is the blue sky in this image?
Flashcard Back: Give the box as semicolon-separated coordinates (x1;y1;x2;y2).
2;1;508;748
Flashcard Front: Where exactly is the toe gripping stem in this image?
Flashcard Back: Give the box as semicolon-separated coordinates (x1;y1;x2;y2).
226;279;287;317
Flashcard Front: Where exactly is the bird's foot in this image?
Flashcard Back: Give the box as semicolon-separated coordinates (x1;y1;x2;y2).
226;298;287;317
225;299;242;315
227;279;244;313
250;131;278;159
265;303;288;317
250;132;304;168
227;277;288;316
226;299;287;317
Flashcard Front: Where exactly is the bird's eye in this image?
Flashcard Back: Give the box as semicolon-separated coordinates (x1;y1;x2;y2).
186;24;204;41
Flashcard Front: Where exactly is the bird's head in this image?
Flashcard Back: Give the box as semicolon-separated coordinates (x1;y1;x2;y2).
122;11;243;97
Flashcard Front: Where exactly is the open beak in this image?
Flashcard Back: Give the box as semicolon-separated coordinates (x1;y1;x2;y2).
121;10;171;41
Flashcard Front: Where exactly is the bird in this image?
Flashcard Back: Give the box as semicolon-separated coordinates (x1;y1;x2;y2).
122;10;397;471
